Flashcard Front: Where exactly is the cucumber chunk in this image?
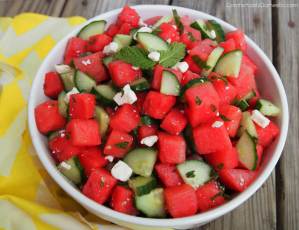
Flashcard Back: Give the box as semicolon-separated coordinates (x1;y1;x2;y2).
57;156;84;185
130;77;150;92
58;91;68;117
91;84;117;106
124;148;157;177
95;106;109;137
128;176;157;196
242;90;256;101
113;34;132;51
135;188;166;218
202;46;224;77
137;32;169;52
191;19;212;39
238;111;258;139
214;50;243;77
206;20;225;42
233;99;249;111
177;160;213;188
102;56;114;67
255;99;280;116
77;20;106;40
236;131;257;170
152;15;173;29
160;70;180;96
59;69;75;92
74;70;96;92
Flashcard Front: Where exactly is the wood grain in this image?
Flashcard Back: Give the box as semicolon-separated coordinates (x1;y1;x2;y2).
274;0;299;229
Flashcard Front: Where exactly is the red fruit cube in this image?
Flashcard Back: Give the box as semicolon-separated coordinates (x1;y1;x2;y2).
135;92;147;113
104;130;133;158
193;120;232;154
118;23;134;35
155;163;183;187
255;121;279;147
48;134;80;162
205;147;239;170
256;144;264;168
105;23;119;37
43;71;64;98
73;52;108;83
79;147;107;177
110;104;140;133
143;91;176;119
69;93;96;119
158;23;180;43
219;104;242;137
181;70;200;86
219;169;257;192
196;181;226;212
64;37;87;65
158;132;186;164
108;60;141;87
138;124;157;142
67;119;101;146
151;65;164;90
225;29;247;52
87;34;112;53
110;186;137;215
35;100;66;134
219;38;236;54
160;109;187;135
164;184;198;218
117;5;140;28
83;169;117;204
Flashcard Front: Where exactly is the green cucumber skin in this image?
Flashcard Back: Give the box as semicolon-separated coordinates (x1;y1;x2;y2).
60;70;75;92
129;176;157;196
255;99;280;116
160;70;180;96
137;32;169;52
95;106;110;137
91;85;117;107
130;78;150;92
74;70;96;93
57;156;84;185
58;91;68;117
77;20;106;40
214;50;243;77
190;20;211;39
206;20;225;42
180;77;209;99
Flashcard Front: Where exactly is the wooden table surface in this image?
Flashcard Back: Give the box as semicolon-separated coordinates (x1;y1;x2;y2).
1;0;298;229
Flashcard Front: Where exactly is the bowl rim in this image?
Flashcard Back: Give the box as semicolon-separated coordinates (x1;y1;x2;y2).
28;4;289;228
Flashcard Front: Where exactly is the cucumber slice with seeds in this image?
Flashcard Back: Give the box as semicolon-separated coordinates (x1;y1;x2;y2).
57;156;84;185
137;32;169;52
58;91;68;117
130;77;150;92
215;50;243;77
135;188;166;218
160;70;180;96
77;20;106;40
238;111;258;139
177;160;213;188
124;148;157;177
74;70;96;92
255;99;280;116
206;20;225;42
95;106;110;137
128;176;157;196
202;46;224;77
236;131;257;170
91;84;117;106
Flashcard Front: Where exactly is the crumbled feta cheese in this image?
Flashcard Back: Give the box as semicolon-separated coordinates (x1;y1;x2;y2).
64;87;79;103
132;66;140;70
166;38;171;44
210;30;216;39
173;61;189;73
251;110;270;128
148;51;160;62
212;121;224;128
138;18;147;27
103;42;119;55
140;135;158;147
105;155;114;162
81;59;91;66
55;64;72;74
60;162;71;170
113;84;137;106
111;160;133;182
172;25;177;30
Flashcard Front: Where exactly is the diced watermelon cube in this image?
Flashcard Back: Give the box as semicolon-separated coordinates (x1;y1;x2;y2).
219;169;257;192
219;104;242;137
225;29;247;52
184;55;201;73
35;100;66;134
110;104;140;133
158;23;180;43
189;39;215;60
105;23;119;37
118;23;134;35
143;91;176;119
255;121;279;147
64;37;87;65
205;147;239;170
67;119;101;146
117;5;140;28
104;130;133;158
87;34;112;53
219;38;236;54
196;181;226;212
181;70;200;86
158;132;186;164
151;65;164;90
160;109;187;135
135;92;146;113
180;25;201;49
83;169;117;204
43;71;64;98
48;134;80;162
69;93;96;119
73;52;108;83
108;60;141;87
138;124;157;142
110;186;137;215
193;120;232;154
155;163;183;187
164;184;198;218
79;147;107;177
256;144;264;168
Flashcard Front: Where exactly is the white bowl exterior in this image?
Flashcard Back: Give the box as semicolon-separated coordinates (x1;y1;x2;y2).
28;5;289;229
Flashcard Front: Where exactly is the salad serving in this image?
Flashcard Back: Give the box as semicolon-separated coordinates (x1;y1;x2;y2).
34;6;280;218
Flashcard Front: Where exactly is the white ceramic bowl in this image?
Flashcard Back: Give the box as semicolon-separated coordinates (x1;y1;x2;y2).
28;5;289;230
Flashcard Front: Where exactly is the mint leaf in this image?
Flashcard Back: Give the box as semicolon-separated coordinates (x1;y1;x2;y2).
159;42;186;68
114;46;155;69
172;9;184;34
